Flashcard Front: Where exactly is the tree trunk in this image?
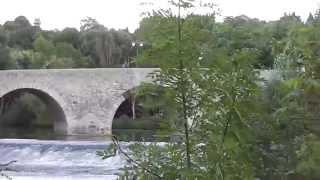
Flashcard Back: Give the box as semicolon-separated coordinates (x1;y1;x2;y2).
131;94;136;120
0;98;3;116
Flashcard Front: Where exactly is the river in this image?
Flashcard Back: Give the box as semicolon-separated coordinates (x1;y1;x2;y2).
0;127;157;180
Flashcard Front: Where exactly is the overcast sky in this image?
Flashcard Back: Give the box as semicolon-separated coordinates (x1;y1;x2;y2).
0;0;319;32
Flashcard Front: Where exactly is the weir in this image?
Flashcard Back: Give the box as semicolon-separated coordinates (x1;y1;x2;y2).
0;139;127;179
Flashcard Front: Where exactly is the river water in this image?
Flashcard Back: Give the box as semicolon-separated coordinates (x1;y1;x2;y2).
0;139;126;180
0;128;157;180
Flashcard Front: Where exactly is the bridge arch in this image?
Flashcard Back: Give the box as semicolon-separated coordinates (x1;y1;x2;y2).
0;87;68;134
111;84;165;136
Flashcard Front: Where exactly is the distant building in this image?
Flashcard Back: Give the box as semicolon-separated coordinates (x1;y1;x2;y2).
34;18;41;28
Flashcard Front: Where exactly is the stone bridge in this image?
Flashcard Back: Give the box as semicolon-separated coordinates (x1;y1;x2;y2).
0;68;156;135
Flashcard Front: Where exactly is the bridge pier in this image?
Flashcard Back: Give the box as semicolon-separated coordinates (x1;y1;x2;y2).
64;95;126;136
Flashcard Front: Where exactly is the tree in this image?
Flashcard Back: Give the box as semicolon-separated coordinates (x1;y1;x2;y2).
31;35;88;68
55;42;89;67
80;17;102;32
80;17;135;67
0;45;12;69
264;20;320;178
306;13;314;25
101;1;263;179
3;16;37;49
271;13;303;41
214;16;274;68
53;28;81;49
314;8;320;24
0;26;12;69
10;49;33;69
33;35;55;56
0;27;8;45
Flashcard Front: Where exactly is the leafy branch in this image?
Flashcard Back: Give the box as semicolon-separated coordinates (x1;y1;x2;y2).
98;136;163;179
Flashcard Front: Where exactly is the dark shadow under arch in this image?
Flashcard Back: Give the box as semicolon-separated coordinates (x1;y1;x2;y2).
111;85;168;140
0;88;67;135
113;88;143;120
111;85;171;141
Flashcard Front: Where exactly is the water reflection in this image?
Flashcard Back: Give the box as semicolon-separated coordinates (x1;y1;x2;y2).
113;129;168;142
0;126;167;141
0;126;55;139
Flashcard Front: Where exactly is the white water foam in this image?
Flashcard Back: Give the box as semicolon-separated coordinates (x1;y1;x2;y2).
0;139;127;180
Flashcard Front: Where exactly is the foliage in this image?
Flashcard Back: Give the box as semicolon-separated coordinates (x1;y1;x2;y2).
0;16;137;70
0;12;313;70
259;18;320;178
98;3;320;180
80;18;134;67
296;135;320;178
101;1;265;179
0;4;319;180
0;45;12;69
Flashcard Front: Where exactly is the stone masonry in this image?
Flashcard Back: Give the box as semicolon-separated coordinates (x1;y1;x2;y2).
0;68;156;135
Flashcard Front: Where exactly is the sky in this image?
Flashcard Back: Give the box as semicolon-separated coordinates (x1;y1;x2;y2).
0;0;319;32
